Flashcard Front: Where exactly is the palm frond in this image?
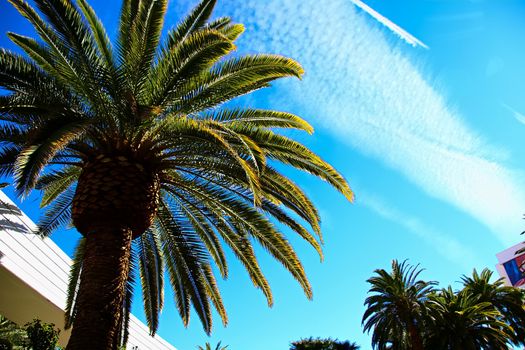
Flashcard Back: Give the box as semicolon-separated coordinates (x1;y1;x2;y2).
156;199;213;333
76;0;114;71
14;118;89;195
35;185;74;237
138;228;164;335
202;108;314;134
65;237;85;329
166;0;216;47
175;54;304;114
37;166;81;207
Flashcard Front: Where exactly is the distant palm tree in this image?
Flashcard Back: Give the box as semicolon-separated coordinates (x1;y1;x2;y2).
425;287;511;350
362;260;435;350
197;341;228;350
461;268;525;347
290;337;359;350
1;0;353;348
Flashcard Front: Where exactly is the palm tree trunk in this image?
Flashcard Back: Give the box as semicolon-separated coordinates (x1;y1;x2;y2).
407;323;424;350
65;227;133;350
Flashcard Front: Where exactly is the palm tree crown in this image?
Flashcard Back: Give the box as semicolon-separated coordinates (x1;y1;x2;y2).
290;337;360;350
461;268;525;347
362;260;435;350
425;287;511;350
198;341;228;350
1;0;353;348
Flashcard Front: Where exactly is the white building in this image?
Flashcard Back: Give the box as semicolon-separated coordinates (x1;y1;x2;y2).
0;190;176;349
495;241;525;289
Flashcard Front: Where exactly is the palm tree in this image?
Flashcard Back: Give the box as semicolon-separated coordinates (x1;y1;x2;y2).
197;341;228;350
362;260;435;350
461;268;525;347
425;287;511;350
1;0;353;348
290;337;359;350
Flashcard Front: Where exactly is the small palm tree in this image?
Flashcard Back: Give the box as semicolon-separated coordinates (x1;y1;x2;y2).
425;287;511;350
290;337;359;350
197;341;228;350
362;260;435;350
461;268;525;347
1;0;353;348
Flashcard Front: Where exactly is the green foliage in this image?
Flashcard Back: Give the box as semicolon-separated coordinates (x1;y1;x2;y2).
0;315;27;349
0;339;13;350
362;260;435;349
24;319;60;350
290;337;359;350
2;0;353;340
363;261;525;349
425;287;511;349
197;341;228;350
461;268;525;347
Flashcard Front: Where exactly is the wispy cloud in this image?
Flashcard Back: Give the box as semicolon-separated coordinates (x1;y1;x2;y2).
360;192;482;270
502;103;525;125
206;0;525;245
349;0;428;49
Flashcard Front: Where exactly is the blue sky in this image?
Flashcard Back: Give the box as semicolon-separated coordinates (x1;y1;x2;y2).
2;0;525;349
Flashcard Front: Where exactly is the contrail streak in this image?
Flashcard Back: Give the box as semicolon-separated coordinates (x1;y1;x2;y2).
349;0;429;49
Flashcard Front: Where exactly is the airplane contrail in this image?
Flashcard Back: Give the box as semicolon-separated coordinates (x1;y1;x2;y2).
349;0;429;49
502;103;525;125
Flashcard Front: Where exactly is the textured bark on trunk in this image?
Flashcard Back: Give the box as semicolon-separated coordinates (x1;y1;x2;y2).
72;154;159;238
407;322;424;350
65;227;133;350
66;154;159;349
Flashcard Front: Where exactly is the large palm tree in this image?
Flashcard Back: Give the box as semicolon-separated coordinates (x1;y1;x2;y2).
425;287;511;350
0;0;353;349
461;268;525;347
362;260;435;350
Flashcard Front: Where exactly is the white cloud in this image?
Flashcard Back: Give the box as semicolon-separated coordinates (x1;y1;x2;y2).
360;192;482;270
349;0;429;49
205;0;525;244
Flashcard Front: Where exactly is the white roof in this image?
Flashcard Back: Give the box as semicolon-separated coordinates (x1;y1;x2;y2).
0;190;176;350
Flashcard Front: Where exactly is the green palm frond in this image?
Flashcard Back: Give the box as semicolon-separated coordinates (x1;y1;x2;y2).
138;229;164;334
65;237;85;329
36;166;81;207
149;29;235;107
175;54;304;114
13;119;88;196
425;287;512;349
203;109;314;134
76;0;114;70
166;0;217;47
156;199;214;332
461;268;525;346
123;0;169;94
35;186;74;237
197;341;228;350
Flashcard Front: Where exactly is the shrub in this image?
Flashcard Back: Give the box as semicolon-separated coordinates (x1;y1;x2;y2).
24;320;60;350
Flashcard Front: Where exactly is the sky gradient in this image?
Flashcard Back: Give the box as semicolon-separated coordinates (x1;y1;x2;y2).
2;0;525;349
